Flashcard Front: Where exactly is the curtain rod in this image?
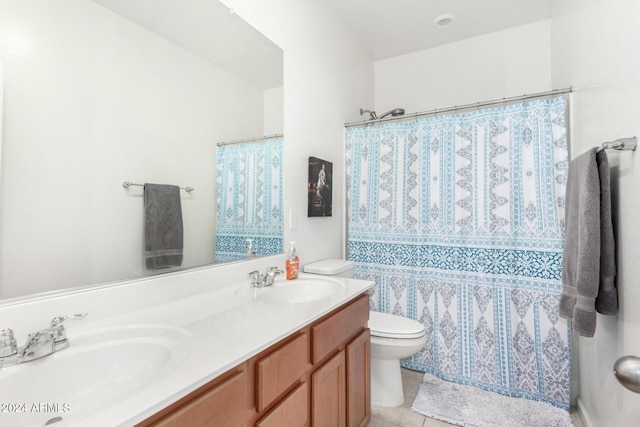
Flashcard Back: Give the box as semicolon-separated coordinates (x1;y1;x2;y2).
345;87;573;128
217;133;283;147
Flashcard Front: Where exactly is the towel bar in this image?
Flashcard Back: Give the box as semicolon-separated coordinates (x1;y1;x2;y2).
122;181;194;193
601;136;637;151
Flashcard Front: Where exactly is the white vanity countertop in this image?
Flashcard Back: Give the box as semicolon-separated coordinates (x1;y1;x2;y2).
0;272;374;427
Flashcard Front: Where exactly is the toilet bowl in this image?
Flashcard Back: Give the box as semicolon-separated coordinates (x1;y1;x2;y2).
368;311;426;406
304;259;428;407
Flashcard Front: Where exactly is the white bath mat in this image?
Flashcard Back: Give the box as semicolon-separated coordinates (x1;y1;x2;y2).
411;373;573;427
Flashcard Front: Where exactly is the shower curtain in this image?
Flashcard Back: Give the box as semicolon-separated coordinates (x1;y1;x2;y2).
346;97;571;409
215;137;283;262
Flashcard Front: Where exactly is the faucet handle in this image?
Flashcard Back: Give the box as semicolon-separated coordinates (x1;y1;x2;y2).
264;268;284;286
47;313;87;351
0;328;18;359
248;270;262;286
50;313;88;328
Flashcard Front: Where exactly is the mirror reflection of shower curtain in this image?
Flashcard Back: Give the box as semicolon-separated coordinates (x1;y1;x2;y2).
346;96;571;409
215;137;283;262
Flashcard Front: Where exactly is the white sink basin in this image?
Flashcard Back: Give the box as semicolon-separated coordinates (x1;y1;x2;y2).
258;279;343;304
236;277;345;305
0;324;193;427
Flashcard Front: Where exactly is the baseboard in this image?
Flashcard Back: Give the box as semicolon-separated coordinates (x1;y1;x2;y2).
576;397;594;427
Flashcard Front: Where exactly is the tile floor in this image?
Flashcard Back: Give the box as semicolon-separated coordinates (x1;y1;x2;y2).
369;369;585;427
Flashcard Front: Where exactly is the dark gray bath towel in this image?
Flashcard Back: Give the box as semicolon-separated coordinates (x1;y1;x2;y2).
559;149;617;337
144;183;183;269
594;151;617;315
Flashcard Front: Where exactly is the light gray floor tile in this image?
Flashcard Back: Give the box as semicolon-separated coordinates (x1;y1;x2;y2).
368;417;403;427
422;417;458;427
371;405;427;427
370;368;427;427
570;406;584;427
402;370;424;405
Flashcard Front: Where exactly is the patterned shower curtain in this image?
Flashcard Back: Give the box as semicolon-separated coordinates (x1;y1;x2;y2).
346;97;571;409
215;137;283;262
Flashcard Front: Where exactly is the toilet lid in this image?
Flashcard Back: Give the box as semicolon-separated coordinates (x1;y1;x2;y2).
303;259;354;275
368;311;426;339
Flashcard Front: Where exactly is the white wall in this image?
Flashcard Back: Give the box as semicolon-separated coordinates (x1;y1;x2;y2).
374;20;552;113
219;0;375;266
551;1;640;425
263;86;284;135
0;0;265;298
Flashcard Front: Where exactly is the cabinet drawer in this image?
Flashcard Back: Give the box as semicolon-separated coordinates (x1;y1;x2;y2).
311;294;369;364
256;332;311;412
256;382;309;427
151;370;245;427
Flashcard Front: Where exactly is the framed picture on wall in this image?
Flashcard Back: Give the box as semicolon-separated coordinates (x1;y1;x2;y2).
308;157;332;217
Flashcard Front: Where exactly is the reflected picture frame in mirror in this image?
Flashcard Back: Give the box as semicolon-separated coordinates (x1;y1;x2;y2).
0;0;284;302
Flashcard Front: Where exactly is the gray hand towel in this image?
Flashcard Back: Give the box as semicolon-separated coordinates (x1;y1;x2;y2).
559;148;617;337
594;151;617;315
144;183;183;269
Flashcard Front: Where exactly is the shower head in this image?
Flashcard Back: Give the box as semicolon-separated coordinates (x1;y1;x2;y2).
377;108;405;119
360;107;405;121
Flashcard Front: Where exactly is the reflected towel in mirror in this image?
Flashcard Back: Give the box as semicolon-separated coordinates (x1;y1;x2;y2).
144;183;183;269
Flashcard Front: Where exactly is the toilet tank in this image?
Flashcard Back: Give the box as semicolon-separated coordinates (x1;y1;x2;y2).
303;259;354;278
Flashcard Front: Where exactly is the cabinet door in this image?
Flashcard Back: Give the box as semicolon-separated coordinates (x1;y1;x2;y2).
346;329;370;427
151;370;245;427
311;350;346;427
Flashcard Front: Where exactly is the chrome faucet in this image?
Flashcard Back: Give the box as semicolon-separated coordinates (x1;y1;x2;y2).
248;267;284;287
0;313;87;369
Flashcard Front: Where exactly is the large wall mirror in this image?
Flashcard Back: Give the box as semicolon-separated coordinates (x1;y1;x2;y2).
0;0;284;301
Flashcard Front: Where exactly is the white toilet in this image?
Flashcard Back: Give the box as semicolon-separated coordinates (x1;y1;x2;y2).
304;259;427;407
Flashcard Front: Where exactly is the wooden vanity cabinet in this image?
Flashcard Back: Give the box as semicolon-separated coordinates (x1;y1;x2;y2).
311;295;370;427
138;293;370;427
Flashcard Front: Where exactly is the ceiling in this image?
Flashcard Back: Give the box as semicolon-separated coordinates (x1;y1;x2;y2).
88;0;554;87
323;0;554;61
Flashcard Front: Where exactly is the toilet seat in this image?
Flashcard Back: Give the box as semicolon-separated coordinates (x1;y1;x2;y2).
369;311;426;339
